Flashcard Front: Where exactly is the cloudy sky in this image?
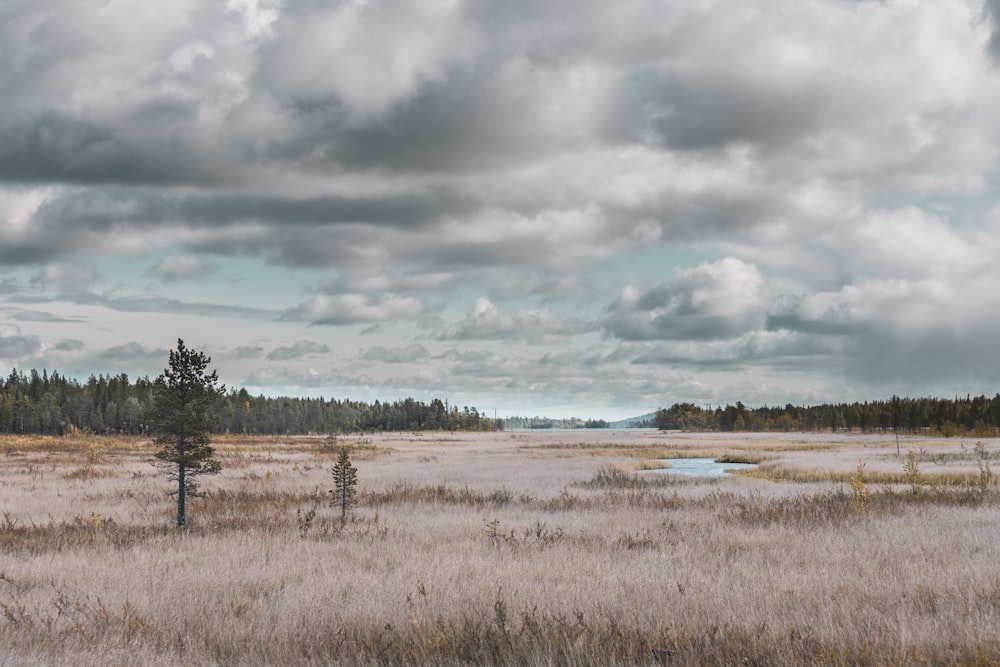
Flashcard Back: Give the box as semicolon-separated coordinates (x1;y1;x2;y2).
3;0;1000;420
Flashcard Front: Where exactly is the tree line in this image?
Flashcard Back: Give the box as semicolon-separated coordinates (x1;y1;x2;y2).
501;416;611;430
655;395;1000;436
0;368;499;435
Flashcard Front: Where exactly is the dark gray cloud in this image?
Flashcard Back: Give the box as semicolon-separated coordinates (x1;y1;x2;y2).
81;293;274;320
0;186;488;270
843;326;1000;387
16;184;473;229
257;65;580;174
0;111;227;186
53;339;84;352
0;277;23;294
229;345;265;360
765;294;862;336
603;70;822;154
985;0;1000;60
2;308;81;323
1;0;984;282
755;270;1000;389
0;1;241;188
4;289;278;336
176;189;479;228
765;312;860;337
628;333;837;372
96;342;161;362
0;333;43;360
1;0;998;415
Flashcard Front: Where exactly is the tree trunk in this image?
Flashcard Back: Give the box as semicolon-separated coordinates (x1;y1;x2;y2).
340;481;347;521
177;464;186;527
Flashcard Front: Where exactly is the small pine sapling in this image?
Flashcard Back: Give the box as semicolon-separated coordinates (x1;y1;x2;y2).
331;446;358;522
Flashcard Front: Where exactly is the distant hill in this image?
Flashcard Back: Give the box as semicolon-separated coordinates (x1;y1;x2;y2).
609;412;657;429
502;413;656;430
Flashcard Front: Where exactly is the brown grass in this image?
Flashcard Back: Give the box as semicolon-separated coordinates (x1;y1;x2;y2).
0;431;999;665
740;462;985;486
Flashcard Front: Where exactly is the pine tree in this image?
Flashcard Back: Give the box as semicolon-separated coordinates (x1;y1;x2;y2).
150;339;224;527
331;446;358;522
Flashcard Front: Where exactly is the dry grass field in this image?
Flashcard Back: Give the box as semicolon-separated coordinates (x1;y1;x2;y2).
1;430;999;666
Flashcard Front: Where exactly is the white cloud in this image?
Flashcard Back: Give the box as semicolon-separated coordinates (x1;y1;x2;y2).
4;0;1000;414
282;293;427;325
441;297;595;342
361;344;431;363
259;0;474;117
32;263;98;293
0;187;52;236
267;340;331;361
149;254;218;282
227;0;280;38
168;42;216;72
606;258;768;341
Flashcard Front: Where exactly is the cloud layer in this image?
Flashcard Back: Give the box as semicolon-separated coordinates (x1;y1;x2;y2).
2;0;1000;417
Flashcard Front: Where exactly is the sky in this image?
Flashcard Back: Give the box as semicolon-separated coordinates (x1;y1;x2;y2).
3;0;1000;420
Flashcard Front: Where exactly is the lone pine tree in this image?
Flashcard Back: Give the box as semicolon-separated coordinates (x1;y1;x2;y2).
151;339;224;527
331;445;358;522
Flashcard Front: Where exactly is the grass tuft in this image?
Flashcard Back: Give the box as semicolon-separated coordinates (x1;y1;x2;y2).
365;483;520;508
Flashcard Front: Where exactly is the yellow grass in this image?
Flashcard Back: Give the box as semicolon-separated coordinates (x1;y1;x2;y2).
0;431;998;665
738;463;984;486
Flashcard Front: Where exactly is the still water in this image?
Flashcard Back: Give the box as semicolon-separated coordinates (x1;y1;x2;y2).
651;458;757;477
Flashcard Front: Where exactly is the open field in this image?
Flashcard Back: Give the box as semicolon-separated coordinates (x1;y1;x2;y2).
1;430;999;665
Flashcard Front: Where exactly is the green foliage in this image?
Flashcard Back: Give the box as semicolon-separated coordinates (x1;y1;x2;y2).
85;441;105;466
331;446;358;522
903;450;922;492
655;393;1000;435
0;369;498;436
848;461;869;512
150;339;224;527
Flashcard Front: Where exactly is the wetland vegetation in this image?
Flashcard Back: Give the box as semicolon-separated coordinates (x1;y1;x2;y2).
1;430;998;665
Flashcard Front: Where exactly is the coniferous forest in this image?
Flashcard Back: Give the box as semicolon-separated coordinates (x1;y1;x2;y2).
655;396;1000;436
5;367;1000;437
0;369;499;435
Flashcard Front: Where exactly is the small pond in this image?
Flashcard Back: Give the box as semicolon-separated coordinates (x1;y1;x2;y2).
650;457;757;477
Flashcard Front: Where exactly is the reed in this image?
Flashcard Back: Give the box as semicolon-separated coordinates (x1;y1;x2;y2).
738;462;986;487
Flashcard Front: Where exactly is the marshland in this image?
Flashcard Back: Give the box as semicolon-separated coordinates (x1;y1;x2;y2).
1;430;999;666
